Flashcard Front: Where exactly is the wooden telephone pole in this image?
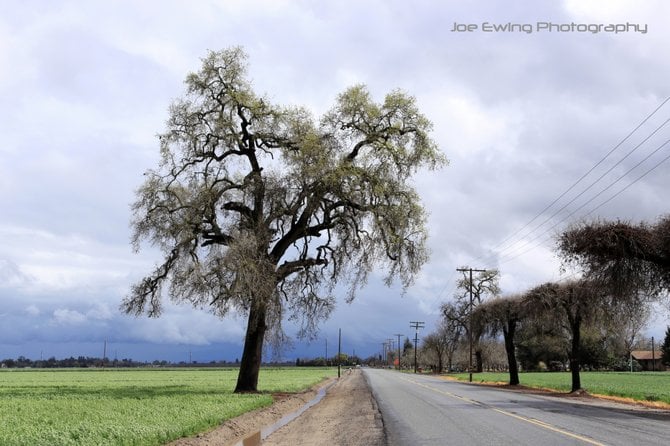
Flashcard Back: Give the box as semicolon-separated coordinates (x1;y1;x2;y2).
457;267;487;383
394;333;404;370
410;321;425;373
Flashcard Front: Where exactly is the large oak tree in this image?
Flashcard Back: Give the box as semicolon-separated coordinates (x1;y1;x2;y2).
123;48;445;392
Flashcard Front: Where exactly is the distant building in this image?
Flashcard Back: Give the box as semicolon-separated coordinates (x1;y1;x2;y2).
631;350;665;371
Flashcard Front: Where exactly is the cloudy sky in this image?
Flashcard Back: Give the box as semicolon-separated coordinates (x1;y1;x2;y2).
1;0;669;363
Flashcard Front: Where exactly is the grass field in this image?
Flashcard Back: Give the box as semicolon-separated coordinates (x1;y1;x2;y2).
0;367;336;446
451;371;670;404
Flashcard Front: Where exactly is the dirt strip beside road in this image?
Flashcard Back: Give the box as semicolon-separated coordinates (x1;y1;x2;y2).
263;368;385;446
170;368;384;446
169;379;329;446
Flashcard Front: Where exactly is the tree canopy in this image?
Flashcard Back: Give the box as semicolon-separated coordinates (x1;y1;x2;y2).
558;216;670;297
124;47;445;391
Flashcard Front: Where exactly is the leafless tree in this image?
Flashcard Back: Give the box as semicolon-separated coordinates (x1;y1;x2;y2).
607;298;651;358
422;319;462;373
442;268;499;372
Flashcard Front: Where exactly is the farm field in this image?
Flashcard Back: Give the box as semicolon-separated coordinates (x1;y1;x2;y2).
451;371;670;404
0;367;336;446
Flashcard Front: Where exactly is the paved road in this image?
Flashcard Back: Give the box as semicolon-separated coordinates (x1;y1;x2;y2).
364;368;670;446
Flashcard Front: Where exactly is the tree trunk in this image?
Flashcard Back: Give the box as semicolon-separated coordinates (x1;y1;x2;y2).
503;323;519;386
437;352;444;374
234;304;267;393
475;349;483;373
569;318;582;393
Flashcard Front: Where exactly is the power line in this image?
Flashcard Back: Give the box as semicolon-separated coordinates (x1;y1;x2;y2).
492;97;670;254
494;117;670;260
494;138;670;266
473;97;670;266
447;100;670;313
585;147;670;217
434;270;458;301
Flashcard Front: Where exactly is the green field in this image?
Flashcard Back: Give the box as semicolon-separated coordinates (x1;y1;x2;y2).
0;367;336;446
452;371;670;404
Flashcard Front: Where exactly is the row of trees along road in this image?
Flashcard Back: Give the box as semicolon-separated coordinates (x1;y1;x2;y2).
433;215;670;393
124;47;446;392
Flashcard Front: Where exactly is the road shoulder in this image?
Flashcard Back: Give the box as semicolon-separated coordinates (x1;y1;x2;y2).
169;378;331;446
263;368;385;446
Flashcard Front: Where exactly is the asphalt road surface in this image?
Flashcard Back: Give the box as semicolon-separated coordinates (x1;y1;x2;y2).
364;368;670;446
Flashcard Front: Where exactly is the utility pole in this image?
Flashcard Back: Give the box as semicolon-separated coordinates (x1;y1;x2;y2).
652;336;656;372
387;338;394;367
457;267;486;383
394;334;403;370
338;328;342;378
381;342;387;364
325;338;328;365
410;321;425;373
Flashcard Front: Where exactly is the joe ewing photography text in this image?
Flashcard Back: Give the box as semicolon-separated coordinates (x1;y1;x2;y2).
451;22;648;34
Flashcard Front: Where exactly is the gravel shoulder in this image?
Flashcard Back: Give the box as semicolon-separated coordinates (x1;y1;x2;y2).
168;379;329;446
263;368;385;446
168;368;384;446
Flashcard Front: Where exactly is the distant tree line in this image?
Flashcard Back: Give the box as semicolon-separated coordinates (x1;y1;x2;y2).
0;356;282;369
295;354;363;367
1;356;144;368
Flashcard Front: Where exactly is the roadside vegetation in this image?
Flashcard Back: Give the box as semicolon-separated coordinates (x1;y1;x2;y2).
450;371;670;405
417;215;670;395
0;367;335;446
